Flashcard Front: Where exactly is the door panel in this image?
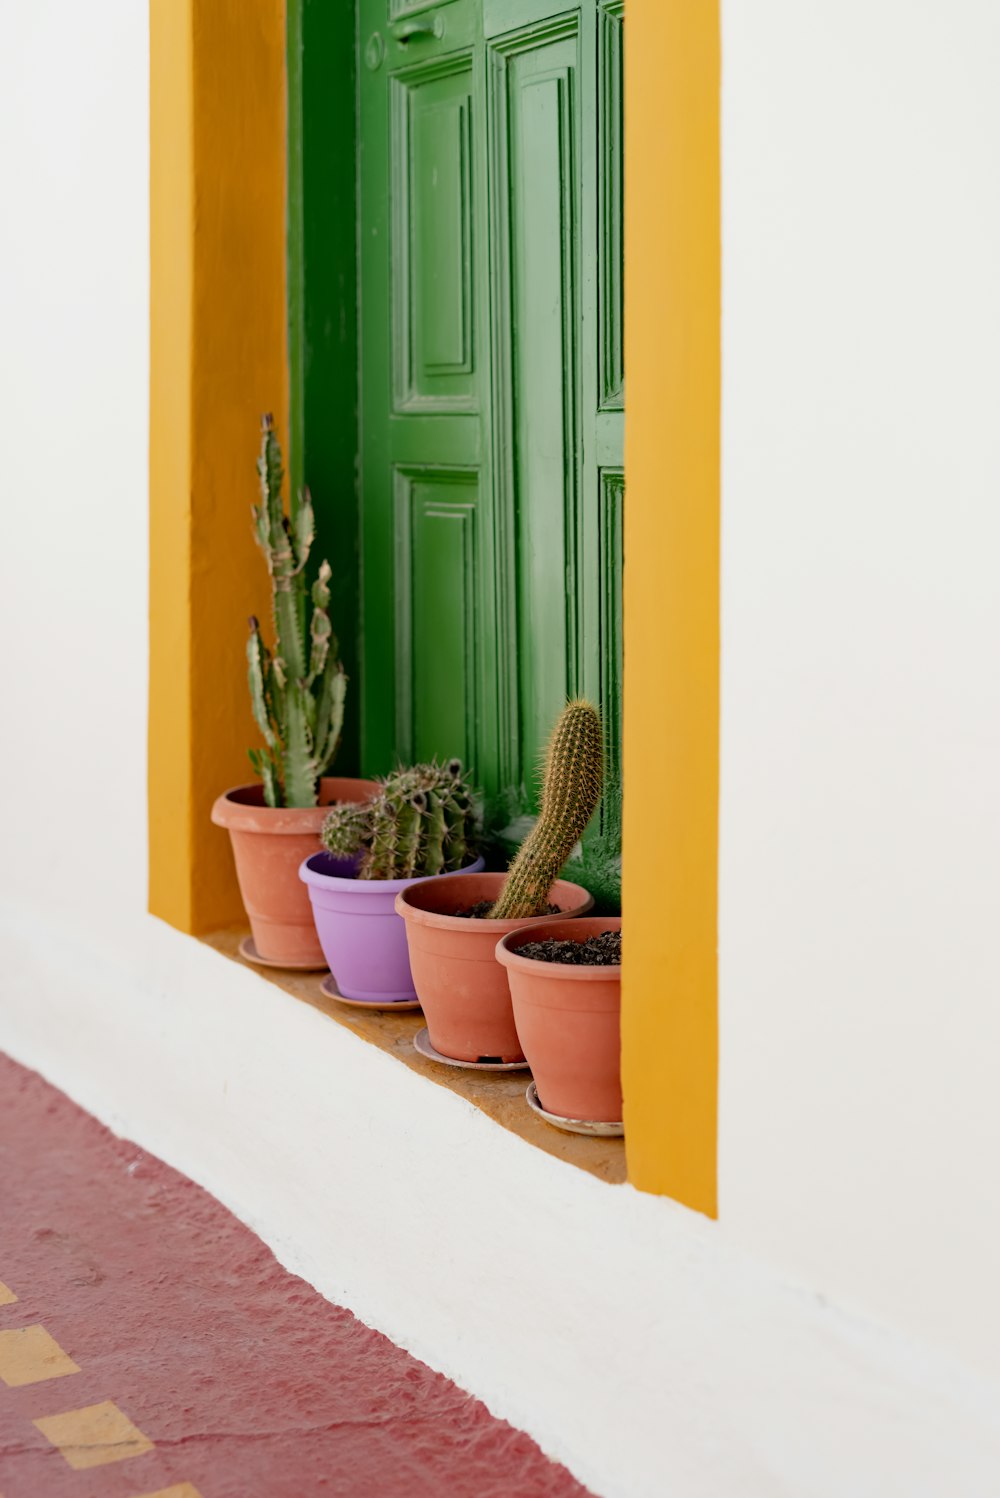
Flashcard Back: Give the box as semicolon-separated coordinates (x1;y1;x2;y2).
358;0;623;873
360;0;491;784
394;466;479;766
598;465;623;828
492;21;581;778
598;0;623;411
392;60;477;410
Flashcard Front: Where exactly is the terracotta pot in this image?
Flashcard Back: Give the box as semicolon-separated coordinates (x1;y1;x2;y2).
395;873;594;1064
497;917;622;1123
211;777;378;966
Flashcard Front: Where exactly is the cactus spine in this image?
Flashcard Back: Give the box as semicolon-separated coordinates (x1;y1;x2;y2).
321;761;478;880
247;415;347;808
489;700;603;919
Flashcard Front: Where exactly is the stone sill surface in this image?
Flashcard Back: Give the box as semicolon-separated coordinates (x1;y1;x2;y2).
202;927;627;1186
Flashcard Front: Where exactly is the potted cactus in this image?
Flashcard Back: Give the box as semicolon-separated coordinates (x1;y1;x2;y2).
497;917;623;1127
395;701;601;1064
212;416;377;968
299;761;485;1003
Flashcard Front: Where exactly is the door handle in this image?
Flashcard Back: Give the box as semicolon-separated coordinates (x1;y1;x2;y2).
390;16;445;42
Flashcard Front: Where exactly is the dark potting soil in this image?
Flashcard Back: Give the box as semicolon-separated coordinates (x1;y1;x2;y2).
454;900;561;919
516;930;622;966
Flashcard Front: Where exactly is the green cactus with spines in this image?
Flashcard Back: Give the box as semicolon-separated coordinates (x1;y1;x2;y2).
321;761;478;880
489;700;603;919
246;414;347;807
319;797;370;858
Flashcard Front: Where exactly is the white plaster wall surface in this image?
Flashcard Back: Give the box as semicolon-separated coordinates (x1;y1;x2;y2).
0;2;149;933
2;3;1000;1495
720;0;1000;1379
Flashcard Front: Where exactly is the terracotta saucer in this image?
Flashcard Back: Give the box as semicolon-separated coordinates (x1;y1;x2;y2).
413;1027;530;1072
525;1081;624;1137
238;936;329;972
319;975;422;1012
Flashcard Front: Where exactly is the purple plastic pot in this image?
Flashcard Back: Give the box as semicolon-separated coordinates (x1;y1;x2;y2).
299;852;485;1003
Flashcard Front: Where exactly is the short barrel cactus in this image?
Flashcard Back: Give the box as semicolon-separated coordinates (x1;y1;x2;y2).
321;761;478;881
247;415;347;808
490;700;603;918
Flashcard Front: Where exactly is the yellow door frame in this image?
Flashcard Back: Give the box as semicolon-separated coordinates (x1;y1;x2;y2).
621;2;720;1214
148;0;720;1213
149;0;290;932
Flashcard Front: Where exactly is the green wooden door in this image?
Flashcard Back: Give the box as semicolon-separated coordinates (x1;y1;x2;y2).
358;0;623;868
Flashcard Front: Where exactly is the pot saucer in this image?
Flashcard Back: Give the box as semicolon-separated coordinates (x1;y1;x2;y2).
413;1027;530;1071
238;936;329;972
525;1081;624;1137
319;975;422;1012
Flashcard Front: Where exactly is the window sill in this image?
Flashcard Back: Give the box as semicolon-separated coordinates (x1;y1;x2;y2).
201;926;626;1186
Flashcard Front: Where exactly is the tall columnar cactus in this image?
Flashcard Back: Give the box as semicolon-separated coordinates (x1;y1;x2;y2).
489;700;603;919
247;414;347;807
321;760;478;880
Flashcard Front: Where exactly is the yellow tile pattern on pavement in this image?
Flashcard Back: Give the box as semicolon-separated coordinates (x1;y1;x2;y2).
0;1282;18;1305
131;1486;206;1498
0;1325;80;1387
33;1400;155;1470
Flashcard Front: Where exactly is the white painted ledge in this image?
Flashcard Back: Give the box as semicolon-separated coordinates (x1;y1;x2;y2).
2;901;999;1498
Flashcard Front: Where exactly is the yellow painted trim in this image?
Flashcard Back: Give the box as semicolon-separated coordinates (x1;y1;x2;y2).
33;1400;154;1471
621;1;721;1213
149;0;288;932
0;1326;81;1388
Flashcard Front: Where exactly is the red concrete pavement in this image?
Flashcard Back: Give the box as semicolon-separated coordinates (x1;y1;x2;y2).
0;1053;595;1498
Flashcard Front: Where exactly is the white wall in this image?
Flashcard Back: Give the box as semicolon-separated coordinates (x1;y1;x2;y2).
0;3;148;936
721;0;1000;1378
2;4;1000;1495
